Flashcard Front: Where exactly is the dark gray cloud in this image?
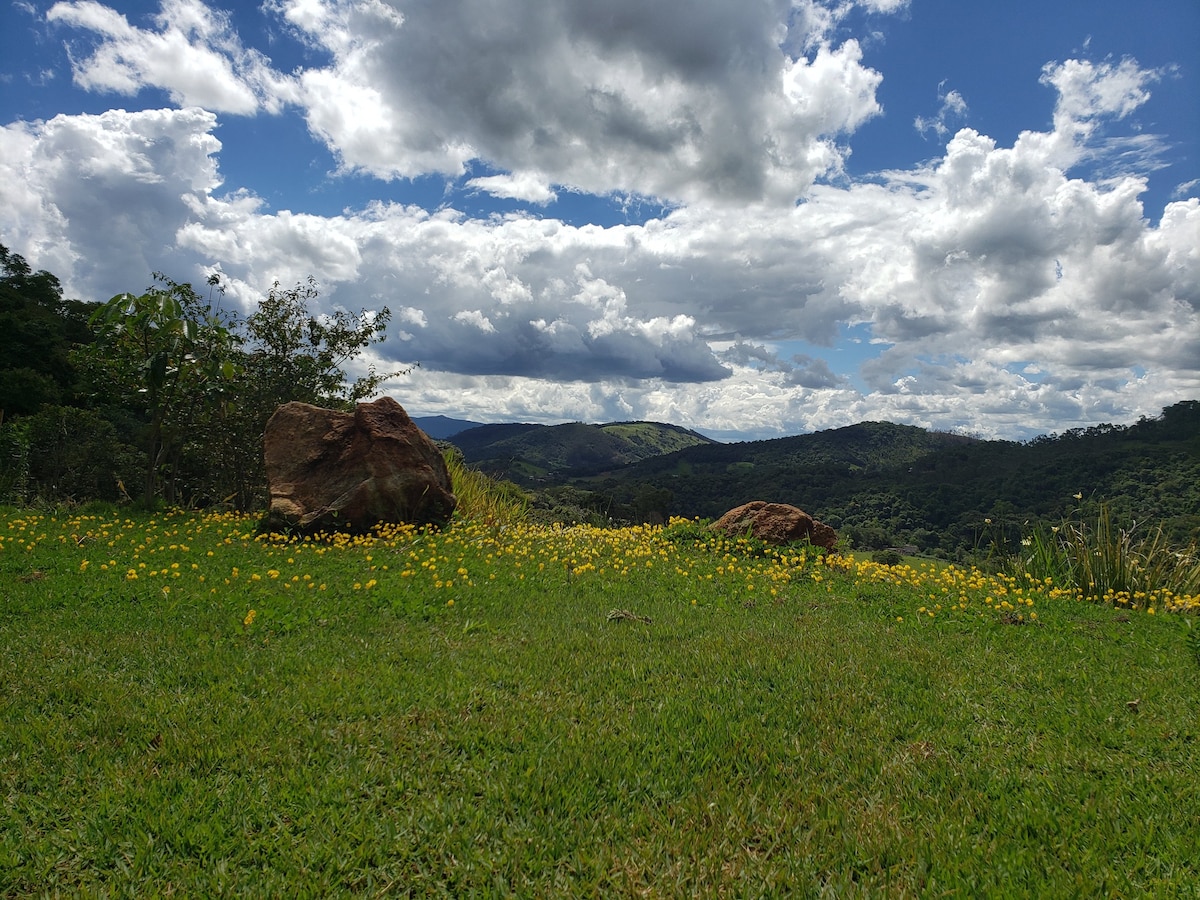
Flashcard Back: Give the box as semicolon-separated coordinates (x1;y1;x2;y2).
785;354;845;388
272;0;883;205
715;342;845;388
407;312;731;383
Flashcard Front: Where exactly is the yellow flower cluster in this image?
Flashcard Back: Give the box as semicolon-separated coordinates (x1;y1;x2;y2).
849;558;1046;620
4;510;1197;624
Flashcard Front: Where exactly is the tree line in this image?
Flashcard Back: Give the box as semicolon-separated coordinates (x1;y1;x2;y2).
571;407;1200;557
0;244;405;510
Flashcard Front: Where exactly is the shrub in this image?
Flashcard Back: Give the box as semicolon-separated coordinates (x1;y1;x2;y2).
872;549;904;567
20;406;137;504
0;414;29;502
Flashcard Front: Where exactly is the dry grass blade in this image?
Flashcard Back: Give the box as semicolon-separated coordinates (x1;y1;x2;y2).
607;608;652;624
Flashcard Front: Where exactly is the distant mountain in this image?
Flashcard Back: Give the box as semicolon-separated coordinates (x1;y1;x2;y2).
411;415;483;439
573;420;976;522
606;420;976;480
448;420;716;482
574;402;1200;555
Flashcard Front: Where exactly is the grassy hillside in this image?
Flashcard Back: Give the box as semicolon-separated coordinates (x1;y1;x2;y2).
3;509;1197;895
597;421;717;456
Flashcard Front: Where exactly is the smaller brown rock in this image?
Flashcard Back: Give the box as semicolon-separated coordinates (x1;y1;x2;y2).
710;501;838;550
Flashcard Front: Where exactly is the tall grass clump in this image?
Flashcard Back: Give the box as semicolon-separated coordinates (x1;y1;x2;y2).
1010;499;1200;610
444;449;529;526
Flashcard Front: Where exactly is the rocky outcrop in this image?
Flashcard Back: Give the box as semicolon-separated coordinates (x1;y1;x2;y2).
710;501;837;550
263;397;456;534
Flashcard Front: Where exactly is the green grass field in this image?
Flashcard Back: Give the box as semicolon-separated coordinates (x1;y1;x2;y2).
2;509;1198;896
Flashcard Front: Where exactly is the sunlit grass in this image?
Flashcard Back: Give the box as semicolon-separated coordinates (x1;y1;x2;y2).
2;509;1198;895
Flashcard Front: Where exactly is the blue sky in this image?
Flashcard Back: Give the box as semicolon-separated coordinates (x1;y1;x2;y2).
1;0;1197;440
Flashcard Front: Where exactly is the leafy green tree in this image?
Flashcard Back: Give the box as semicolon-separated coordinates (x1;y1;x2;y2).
0;368;61;419
0;245;95;417
242;277;398;407
79;275;237;507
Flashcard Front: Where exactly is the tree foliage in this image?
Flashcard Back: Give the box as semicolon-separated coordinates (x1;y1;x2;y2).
79;275;237;506
0;245;95;417
1;249;408;510
242;277;399;408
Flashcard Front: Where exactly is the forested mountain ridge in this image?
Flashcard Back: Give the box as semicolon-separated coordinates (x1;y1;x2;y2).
593;421;977;480
449;420;715;481
571;402;1200;556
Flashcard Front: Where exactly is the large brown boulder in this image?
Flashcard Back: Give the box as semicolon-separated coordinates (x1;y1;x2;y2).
263;397;456;534
710;501;838;550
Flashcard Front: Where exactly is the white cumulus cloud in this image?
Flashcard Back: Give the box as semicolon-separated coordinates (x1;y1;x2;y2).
47;0;297;114
1;2;1196;439
466;173;557;205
